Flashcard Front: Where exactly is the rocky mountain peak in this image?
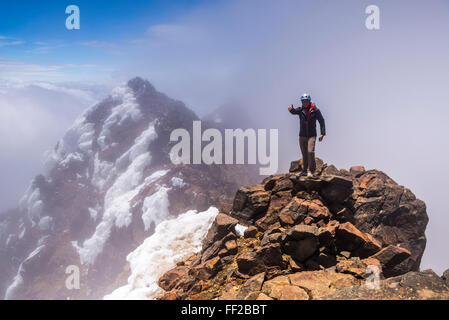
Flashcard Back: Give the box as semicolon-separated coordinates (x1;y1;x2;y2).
0;77;258;299
156;158;449;300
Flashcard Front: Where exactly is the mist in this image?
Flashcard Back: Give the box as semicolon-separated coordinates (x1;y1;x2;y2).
113;0;449;273
1;0;448;275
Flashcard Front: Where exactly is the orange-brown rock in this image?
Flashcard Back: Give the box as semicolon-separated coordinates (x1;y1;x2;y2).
336;222;381;258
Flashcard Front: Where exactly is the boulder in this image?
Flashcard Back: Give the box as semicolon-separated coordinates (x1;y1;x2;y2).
350;166;365;177
283;237;319;262
231;185;270;220
191;256;222;280
288;270;360;299
158;266;189;291
278;198;308;227
256;190;292;230
335;257;382;279
335;222;381;258
236;272;266;299
369;245;411;278
201;213;239;249
442;269;449;286
286;225;319;240
243;226;259;238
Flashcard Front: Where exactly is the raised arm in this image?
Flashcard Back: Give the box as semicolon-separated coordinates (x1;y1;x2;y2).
288;104;300;115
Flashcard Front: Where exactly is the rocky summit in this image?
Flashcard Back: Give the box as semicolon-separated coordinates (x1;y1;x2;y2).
157;158;449;300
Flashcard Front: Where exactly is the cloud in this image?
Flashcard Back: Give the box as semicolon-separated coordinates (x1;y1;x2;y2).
0;79;112;211
0;57;104;82
113;0;449;275
78;40;116;48
0;39;25;47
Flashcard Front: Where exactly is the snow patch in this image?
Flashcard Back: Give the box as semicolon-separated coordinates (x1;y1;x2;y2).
4;238;47;300
141;186;171;231
97;85;143;152
103;207;219;300
171;176;188;188
19;186;43;227
235;224;248;237
72;154;169;266
38;216;53;231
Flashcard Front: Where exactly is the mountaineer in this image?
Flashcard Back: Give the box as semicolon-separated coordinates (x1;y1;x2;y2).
288;93;326;177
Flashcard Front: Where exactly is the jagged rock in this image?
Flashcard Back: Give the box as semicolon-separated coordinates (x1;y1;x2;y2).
235;272;265;299
202;213;239;249
243;226;258;238
256;190;292;231
278;198;308;227
236;252;263;275
283;237;319;262
320;175;353;204
350;166;365;177
270;176;294;193
191;256;222;281
335;222;381;258
260;232;285;246
232;185;270;220
317;221;339;247
157;158;440;300
158;266;189;291
286;225;319;240
442;269;449;286
351;171;428;274
369;245;411;278
335;257;382;279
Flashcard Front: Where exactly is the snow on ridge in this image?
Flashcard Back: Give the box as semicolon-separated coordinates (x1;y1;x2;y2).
43;115;95;175
141;186;171;231
104;207;219;300
171;176;188;188
72;122;162;265
97;85;143;152
43;82;141;176
4;236;48;300
19;185;43;228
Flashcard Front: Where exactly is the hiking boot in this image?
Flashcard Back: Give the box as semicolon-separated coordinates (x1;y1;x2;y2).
307;171;316;178
299;171;307;176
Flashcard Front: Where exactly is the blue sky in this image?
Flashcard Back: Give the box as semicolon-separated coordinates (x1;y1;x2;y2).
0;0;212;81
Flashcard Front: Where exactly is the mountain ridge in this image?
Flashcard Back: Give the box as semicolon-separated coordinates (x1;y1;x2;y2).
0;77;259;299
156;159;449;300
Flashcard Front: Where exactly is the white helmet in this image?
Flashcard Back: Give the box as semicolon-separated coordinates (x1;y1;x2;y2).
300;93;311;101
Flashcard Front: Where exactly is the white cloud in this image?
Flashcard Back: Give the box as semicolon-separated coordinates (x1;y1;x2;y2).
0;79;112;211
78;41;116;48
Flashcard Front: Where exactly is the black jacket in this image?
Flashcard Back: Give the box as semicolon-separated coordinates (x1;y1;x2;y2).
289;104;326;137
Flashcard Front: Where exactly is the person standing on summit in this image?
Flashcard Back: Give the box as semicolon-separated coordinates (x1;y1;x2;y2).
288;93;326;177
